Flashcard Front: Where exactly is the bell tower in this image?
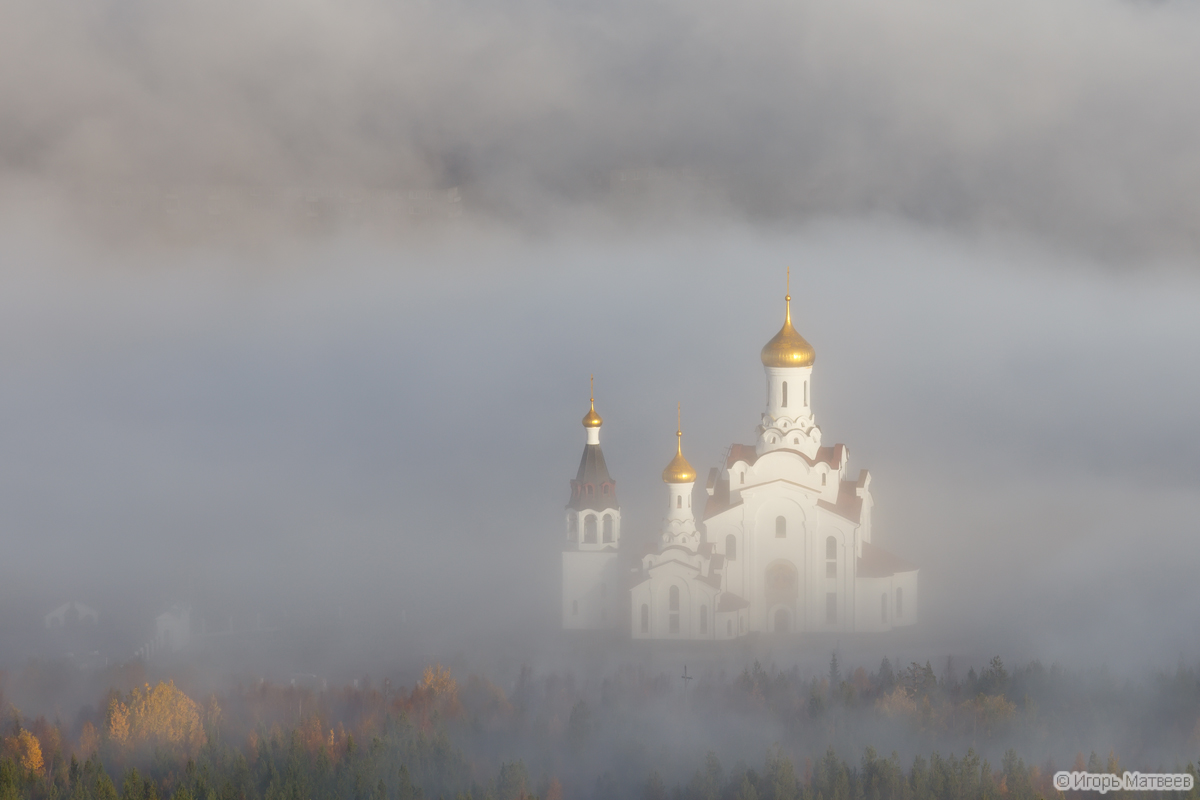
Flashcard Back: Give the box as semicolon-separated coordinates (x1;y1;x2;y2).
562;377;622;630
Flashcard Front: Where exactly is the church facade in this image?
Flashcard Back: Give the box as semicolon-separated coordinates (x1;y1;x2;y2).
561;286;918;639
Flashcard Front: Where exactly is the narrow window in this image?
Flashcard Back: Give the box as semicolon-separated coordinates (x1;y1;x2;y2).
804;381;808;406
897;587;904;619
602;515;613;543
726;534;737;560
775;516;786;538
740;472;745;485
826;593;837;624
881;593;888;623
793;438;798;444
572;600;578;616
669;586;679;611
782;381;788;407
700;605;708;633
603;484;609;495
821;474;826;486
640;604;649;633
677;495;682;509
584;516;597;544
826;535;837;578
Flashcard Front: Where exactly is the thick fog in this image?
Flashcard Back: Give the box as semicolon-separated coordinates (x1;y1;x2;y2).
2;0;1200;787
2;0;1200;257
2;222;1198;675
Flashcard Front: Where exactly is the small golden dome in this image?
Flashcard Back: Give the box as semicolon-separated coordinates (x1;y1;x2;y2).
582;376;603;427
662;417;696;483
761;294;815;368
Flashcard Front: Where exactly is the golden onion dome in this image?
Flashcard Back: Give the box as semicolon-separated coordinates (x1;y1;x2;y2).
662;430;696;483
582;375;603;428
582;399;603;428
761;293;815;368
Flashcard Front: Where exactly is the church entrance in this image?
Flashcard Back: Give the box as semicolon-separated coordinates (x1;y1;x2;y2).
774;607;791;633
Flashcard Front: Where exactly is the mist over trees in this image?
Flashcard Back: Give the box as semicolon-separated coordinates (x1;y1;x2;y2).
3;653;1200;799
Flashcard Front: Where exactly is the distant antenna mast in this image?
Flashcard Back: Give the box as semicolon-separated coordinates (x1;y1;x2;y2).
681;665;693;690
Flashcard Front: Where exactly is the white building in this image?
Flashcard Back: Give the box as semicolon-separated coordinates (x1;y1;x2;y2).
563;283;918;639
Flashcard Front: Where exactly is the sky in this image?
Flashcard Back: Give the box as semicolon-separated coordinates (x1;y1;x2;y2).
1;0;1199;679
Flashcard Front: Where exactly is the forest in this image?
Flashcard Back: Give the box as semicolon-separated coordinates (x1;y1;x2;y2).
2;655;1200;800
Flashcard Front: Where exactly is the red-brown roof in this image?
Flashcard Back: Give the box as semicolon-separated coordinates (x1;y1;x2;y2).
857;541;917;578
817;479;864;523
702;476;741;520
726;443;758;468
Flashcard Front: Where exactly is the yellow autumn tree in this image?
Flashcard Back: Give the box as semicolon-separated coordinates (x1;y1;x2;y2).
417;664;461;718
108;681;206;755
3;729;44;775
107;696;130;745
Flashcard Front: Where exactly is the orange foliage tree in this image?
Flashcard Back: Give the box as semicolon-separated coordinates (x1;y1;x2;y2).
3;729;44;775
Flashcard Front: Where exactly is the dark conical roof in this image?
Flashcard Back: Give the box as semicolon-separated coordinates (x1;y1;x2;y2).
568;443;619;511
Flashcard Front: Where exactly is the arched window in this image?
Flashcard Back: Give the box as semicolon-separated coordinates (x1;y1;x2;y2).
804;381;808;406
782;381;788;407
602;515;613;543
677;495;682;509
640;604;649;634
740;472;745;485
896;587;904;619
826;535;837;578
668;586;680;634
700;605;708;633
881;593;888;623
775;516;786;538
726;534;737;560
821;474;827;486
603;484;609;495
584;516;597;544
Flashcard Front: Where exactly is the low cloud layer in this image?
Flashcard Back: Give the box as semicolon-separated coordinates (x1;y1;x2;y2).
2;0;1199;257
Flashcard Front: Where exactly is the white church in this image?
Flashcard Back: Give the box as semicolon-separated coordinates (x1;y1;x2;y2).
561;283;918;639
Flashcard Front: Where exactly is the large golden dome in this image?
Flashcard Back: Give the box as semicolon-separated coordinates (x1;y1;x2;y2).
761;294;815;368
662;430;696;483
